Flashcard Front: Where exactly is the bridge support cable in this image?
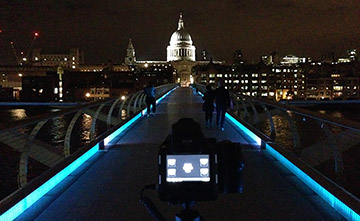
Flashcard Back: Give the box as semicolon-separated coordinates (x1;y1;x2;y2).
280;109;301;156
127;92;140;117
107;99;122;129
241;100;250;121
321;122;344;177
64;110;85;157
261;104;276;140
248;100;259;125
90;100;112;141
141;93;147;109
232;97;241;118
137;94;146;112
19;120;48;187
133;93;143;113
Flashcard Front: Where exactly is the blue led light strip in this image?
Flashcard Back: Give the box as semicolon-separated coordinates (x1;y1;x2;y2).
226;111;359;220
225;113;262;145
0;144;99;221
156;86;178;104
104;113;141;146
266;143;360;221
196;89;359;220
0;86;178;221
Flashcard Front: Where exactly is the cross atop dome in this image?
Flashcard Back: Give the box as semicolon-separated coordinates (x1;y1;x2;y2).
178;13;184;30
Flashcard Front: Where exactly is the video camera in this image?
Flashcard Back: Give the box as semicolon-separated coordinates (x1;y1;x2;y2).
158;118;244;204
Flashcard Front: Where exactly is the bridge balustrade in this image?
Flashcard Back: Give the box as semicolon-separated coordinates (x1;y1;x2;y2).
0;84;178;204
195;83;360;206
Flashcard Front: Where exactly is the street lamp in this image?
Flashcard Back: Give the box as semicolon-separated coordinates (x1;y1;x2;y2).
57;66;64;102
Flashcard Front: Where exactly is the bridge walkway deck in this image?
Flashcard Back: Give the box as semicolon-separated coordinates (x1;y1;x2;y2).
17;87;344;220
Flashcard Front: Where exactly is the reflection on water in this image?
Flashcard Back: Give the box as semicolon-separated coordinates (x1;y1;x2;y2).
331;111;344;119
121;109;127;120
0;107;61;125
8;109;28;122
50;116;67;146
81;113;92;142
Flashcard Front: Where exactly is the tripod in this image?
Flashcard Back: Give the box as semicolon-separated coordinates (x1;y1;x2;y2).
175;201;202;221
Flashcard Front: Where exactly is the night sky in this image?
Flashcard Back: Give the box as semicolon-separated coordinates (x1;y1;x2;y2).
1;0;359;65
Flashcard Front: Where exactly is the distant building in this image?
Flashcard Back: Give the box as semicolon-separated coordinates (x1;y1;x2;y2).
347;49;357;61
305;62;360;100
200;50;210;61
0;66;55;100
124;13;224;86
234;63;276;100
21;75;57;101
233;50;245;65
31;48;84;69
124;39;137;65
194;60;232;87
321;52;336;64
0;86;14;101
280;55;307;66
261;51;281;66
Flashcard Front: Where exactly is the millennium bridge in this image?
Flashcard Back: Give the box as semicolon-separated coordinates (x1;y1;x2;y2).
0;84;359;220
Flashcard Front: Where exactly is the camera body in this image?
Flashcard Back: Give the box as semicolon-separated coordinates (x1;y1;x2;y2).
158;118;244;204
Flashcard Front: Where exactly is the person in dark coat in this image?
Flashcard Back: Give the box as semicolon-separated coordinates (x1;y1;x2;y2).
215;79;231;131
144;81;156;117
202;85;215;128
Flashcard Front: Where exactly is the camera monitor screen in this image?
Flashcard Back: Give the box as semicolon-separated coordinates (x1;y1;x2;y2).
166;154;210;182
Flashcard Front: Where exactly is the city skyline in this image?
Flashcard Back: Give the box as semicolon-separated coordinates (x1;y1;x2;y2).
0;0;359;65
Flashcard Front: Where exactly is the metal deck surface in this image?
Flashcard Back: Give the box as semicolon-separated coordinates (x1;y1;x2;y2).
17;87;344;220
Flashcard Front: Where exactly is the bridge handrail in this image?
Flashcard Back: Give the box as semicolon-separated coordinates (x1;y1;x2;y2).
0;84;178;133
0;83;178;210
195;82;360;198
239;95;360;132
194;83;360;220
195;83;360;132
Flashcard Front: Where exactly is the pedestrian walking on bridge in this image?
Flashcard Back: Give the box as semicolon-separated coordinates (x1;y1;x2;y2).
144;81;156;117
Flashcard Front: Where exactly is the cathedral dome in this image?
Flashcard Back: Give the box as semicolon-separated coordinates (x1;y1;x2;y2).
167;14;196;62
169;26;193;46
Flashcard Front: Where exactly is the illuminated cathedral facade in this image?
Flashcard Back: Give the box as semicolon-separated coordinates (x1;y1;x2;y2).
125;13;200;86
166;14;196;62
